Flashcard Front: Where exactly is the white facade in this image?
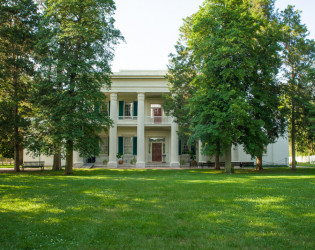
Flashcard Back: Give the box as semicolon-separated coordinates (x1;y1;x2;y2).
24;70;289;167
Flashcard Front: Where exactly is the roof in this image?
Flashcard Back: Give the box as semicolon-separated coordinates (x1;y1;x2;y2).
112;70;167;79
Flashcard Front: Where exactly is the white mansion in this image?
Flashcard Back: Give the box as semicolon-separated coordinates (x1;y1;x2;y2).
24;70;289;168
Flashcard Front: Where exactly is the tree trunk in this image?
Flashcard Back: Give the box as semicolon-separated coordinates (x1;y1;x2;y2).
291;104;296;171
13;84;20;172
225;144;232;174
14;143;20;172
52;150;61;171
65;140;73;175
19;146;23;166
256;155;263;171
215;153;220;170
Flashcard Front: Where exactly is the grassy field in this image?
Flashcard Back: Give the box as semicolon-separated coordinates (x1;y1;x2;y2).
0;164;14;168
0;167;314;249
297;162;315;167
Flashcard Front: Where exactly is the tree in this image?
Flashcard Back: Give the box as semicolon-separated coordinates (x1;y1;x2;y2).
280;6;315;170
31;0;122;174
164;18;224;170
0;0;38;171
166;0;286;173
237;0;286;170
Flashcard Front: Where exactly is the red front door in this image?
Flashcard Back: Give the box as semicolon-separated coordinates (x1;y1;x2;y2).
153;108;162;123
152;143;162;162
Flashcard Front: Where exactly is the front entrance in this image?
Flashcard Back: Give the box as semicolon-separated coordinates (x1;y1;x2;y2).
152;143;162;162
86;157;95;163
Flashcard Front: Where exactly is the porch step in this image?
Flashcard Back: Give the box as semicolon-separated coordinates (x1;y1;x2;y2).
78;163;95;169
145;163;170;168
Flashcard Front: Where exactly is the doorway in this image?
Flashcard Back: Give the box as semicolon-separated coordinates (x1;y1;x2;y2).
153;107;162;124
152;143;162;162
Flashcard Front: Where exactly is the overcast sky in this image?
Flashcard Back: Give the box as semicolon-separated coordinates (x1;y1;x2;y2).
111;0;315;72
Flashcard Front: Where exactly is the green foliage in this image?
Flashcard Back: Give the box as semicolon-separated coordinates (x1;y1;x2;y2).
116;152;123;159
189;150;196;160
0;168;315;249
29;0;122;173
0;142;14;159
0;0;39;170
280;6;315;165
166;0;285;173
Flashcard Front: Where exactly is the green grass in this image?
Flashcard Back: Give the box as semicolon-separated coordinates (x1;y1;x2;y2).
297;162;315;167
1;168;314;249
0;164;14;168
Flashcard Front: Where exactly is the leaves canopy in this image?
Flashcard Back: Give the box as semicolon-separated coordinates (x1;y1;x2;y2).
29;0;122;170
165;0;286;171
0;0;38;169
280;6;315;158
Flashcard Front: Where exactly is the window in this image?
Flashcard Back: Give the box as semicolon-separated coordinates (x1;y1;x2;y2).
181;138;190;154
100;136;108;155
150;104;162;116
125;103;133;117
123;137;133;154
182;144;190;154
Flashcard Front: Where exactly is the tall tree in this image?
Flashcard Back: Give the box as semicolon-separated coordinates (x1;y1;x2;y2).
32;0;121;174
166;0;286;173
238;0;286;170
280;6;315;170
0;0;38;171
164;19;223;170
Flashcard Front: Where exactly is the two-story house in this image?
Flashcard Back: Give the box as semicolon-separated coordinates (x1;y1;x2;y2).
24;70;289;167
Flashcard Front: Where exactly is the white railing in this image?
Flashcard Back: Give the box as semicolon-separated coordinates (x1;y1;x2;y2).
118;116;138;120
145;116;171;125
117;116;138;125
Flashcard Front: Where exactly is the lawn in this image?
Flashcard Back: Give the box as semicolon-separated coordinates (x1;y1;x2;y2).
0;168;314;249
297;162;315;167
0;164;14;168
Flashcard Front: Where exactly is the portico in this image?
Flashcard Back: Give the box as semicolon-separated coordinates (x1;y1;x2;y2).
103;70;180;168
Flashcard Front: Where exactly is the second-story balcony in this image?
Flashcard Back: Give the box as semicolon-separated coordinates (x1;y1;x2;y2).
145;116;171;126
117;116;138;125
116;115;172;126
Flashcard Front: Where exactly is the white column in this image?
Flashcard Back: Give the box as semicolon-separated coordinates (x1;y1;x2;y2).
198;140;206;163
136;93;145;168
170;117;180;168
108;93;118;168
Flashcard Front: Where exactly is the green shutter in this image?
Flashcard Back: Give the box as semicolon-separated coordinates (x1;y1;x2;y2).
118;136;124;154
108;101;110;116
119;101;124;118
178;139;182;155
133;101;138;117
107;137;109;155
133;137;137;155
94;104;99;112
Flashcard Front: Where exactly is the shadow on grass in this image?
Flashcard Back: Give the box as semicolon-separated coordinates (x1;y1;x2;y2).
0;168;314;249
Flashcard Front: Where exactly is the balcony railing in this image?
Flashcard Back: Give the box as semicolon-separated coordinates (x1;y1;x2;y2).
116;116;171;125
118;116;138;120
145;116;171;125
117;116;138;125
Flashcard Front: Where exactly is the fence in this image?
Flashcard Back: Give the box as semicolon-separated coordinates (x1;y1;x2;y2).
289;155;315;164
0;157;14;165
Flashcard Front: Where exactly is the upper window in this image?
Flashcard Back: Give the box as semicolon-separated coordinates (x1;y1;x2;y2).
150;104;162;116
125;103;133;117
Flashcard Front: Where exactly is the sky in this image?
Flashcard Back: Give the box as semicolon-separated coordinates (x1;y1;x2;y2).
111;0;315;72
